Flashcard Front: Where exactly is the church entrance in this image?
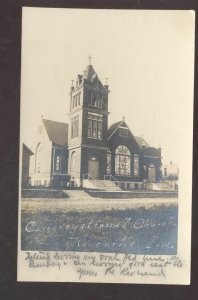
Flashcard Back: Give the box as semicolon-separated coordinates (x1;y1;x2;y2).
88;156;99;179
148;164;156;182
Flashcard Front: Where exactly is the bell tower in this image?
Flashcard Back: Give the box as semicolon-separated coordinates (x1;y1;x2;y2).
68;57;110;184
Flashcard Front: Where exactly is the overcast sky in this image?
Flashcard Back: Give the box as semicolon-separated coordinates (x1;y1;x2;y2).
20;8;195;165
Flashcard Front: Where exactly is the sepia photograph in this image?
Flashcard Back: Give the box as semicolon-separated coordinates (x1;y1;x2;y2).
18;8;194;284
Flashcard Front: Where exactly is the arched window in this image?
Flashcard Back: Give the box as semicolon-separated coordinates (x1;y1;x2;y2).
71;151;77;172
35;143;41;173
134;154;139;176
107;149;111;174
115;145;131;175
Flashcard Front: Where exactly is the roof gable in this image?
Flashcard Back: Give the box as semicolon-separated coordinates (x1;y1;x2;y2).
108;121;122;139
108;119;141;149
42;119;68;147
108;119;132;140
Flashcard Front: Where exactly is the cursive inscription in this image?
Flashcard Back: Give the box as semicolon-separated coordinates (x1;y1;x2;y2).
24;251;184;281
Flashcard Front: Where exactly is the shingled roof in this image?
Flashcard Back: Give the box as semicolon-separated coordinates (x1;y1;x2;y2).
42;119;68;147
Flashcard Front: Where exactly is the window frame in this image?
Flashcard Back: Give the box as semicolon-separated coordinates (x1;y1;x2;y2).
115;145;131;176
134;154;140;177
89;92;103;108
119;127;128;137
87;113;103;140
55;155;61;173
71;114;79;139
107;150;112;174
71;151;77;172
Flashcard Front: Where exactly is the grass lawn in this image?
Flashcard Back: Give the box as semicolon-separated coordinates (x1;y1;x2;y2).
21;198;178;255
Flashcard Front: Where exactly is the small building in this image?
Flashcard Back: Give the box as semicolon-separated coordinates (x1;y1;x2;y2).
22;143;33;188
162;161;179;181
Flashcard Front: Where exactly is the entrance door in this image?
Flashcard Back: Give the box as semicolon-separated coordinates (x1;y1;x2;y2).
88;160;99;179
148;165;156;182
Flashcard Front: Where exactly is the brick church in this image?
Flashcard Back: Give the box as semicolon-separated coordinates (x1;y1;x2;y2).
28;61;162;189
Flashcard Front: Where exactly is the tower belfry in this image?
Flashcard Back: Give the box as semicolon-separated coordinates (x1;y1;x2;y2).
68;61;110;183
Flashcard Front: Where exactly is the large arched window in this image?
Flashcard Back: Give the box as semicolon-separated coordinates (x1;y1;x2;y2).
35;143;41;173
71;151;77;172
115;145;131;175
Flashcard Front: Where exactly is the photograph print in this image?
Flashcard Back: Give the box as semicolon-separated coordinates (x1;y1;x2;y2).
18;8;194;284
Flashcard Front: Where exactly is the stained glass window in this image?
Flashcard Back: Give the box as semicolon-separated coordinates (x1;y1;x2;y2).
107;150;111;174
134;154;139;176
115;145;131;175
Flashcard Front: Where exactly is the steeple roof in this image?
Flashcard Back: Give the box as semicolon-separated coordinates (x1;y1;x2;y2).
83;64;96;80
82;64;104;88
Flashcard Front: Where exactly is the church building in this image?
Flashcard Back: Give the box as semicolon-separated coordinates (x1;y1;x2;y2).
28;61;161;189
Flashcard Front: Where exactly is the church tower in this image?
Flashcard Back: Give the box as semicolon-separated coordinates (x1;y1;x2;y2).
68;57;110;184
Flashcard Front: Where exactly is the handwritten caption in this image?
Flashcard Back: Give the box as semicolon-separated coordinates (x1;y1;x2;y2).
25;251;184;280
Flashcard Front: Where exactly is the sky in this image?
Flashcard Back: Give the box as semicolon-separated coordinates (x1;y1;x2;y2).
20;8;195;165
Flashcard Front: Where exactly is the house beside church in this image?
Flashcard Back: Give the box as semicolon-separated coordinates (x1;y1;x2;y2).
22;143;33;187
28;62;162;189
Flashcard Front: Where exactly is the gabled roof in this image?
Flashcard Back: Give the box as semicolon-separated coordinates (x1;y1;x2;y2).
108;118;132;140
108;120;150;151
143;146;161;157
134;136;149;148
42;119;68;147
108;120;123;140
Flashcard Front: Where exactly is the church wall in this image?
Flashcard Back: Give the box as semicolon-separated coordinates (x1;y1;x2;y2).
29;133;52;186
